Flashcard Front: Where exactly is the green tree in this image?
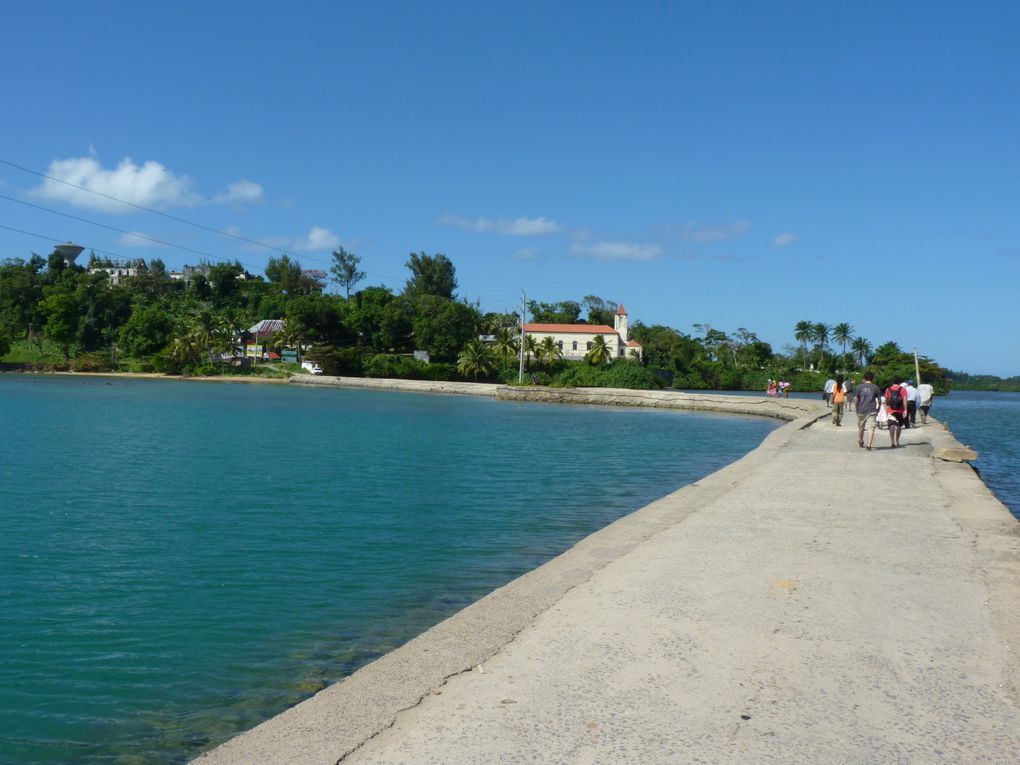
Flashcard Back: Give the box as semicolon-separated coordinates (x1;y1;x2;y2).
811;322;830;368
794;320;813;369
410;295;478;360
851;336;873;368
528;300;581;324
40;291;79;361
265;255;303;294
582;295;618;326
832;322;854;364
404;252;457;299
329;247;366;300
585;335;612;366
119;303;174;357
457;338;494;381
492;327;519;364
523;334;539;370
538;335;562;367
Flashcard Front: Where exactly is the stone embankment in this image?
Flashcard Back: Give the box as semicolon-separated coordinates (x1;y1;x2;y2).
196;389;1020;765
292;375;820;421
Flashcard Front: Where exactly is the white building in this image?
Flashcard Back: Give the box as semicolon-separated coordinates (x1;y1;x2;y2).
524;305;642;360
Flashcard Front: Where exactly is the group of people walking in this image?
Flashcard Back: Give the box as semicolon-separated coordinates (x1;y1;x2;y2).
841;373;934;450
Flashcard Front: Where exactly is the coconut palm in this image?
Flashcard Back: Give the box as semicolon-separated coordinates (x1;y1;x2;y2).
851;336;873;368
585;335;612;366
492;327;519;364
794;320;813;369
832;322;854;363
523;334;539;370
457;338;494;381
538;336;562;367
811;322;830;369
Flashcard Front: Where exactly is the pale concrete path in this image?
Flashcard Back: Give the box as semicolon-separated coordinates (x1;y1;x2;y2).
343;418;1020;764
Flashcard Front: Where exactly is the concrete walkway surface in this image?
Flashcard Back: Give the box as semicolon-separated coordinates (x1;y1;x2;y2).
196;407;1020;765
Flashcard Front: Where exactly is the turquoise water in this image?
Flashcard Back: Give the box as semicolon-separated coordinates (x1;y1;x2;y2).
0;376;778;764
934;390;1020;521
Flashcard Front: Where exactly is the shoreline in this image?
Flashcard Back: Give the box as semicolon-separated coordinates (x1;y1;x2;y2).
194;402;1020;764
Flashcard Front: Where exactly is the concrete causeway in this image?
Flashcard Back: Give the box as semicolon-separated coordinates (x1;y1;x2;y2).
195;393;1020;764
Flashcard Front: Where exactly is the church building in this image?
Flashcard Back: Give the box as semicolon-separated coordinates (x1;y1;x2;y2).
524;305;642;361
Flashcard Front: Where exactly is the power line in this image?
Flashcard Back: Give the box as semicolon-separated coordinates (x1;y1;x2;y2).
0;192;234;262
0;156;297;257
0;222;155;265
0;161;407;284
0;159;482;294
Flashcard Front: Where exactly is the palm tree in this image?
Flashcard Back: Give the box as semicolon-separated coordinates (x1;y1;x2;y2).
851;336;873;368
794;320;813;369
811;322;830;369
457;338;494;381
492;327;518;365
279;320;307;363
523;334;539;370
832;322;854;364
585;335;612;366
538;336;562;367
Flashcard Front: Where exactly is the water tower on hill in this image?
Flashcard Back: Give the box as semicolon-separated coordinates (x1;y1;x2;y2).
54;242;85;266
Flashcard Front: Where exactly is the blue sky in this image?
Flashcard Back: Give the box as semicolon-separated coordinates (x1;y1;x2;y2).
2;2;1018;375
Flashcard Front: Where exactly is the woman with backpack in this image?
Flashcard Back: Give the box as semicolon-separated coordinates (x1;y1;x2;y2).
884;376;908;448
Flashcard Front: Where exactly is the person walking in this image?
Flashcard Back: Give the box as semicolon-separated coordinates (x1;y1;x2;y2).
832;374;846;426
917;381;934;424
854;371;882;450
884;376;908;448
824;377;836;407
904;380;919;427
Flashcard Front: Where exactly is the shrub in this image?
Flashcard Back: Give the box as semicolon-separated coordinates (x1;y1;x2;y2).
70;352;116;372
363;353;429;379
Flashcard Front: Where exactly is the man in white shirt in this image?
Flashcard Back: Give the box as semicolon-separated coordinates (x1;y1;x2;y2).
824;378;836;407
917;382;934;424
903;381;918;427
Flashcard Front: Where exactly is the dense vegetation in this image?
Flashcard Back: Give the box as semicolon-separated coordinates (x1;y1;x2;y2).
0;248;954;392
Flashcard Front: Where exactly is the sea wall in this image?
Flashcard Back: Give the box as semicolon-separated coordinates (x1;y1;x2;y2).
291;375;822;421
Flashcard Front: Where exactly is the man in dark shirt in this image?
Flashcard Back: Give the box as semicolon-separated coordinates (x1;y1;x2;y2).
854;371;882;450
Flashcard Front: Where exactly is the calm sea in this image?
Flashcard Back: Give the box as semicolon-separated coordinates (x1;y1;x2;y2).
933;390;1020;521
0;376;777;764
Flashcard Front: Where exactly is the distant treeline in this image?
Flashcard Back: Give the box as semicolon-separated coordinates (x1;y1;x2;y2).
1;247;953;393
945;371;1020;392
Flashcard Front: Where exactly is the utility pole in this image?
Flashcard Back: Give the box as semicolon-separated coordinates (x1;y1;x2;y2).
914;347;922;387
518;290;526;384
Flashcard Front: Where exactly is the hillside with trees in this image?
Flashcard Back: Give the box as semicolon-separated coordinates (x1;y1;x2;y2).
0;248;952;392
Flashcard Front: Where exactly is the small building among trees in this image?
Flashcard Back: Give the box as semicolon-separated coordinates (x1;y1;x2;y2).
524;304;642;361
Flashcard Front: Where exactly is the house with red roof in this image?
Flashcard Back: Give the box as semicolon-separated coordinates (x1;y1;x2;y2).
524;305;642;361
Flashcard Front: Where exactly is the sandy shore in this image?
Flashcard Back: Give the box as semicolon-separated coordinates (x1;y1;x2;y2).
194;405;1020;764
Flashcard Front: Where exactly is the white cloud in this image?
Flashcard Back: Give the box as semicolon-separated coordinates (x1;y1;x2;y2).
513;247;539;260
33;156;200;212
117;231;157;247
213;179;264;204
682;219;751;243
32;155;263;212
278;225;339;252
771;232;798;248
438;214;562;236
569;240;663;262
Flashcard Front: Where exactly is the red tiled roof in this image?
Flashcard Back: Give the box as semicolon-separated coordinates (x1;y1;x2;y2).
617;304;627;315
627;340;642;347
524;323;618;334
